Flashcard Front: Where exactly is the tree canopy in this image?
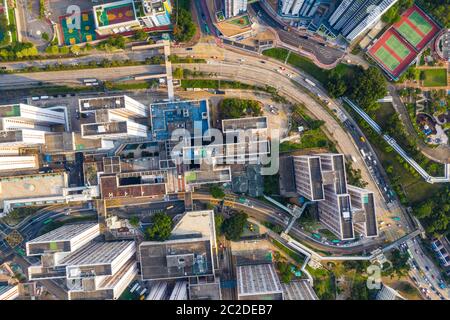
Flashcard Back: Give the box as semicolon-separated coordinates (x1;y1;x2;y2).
413;186;450;236
172;8;196;43
348;67;388;112
221;211;248;241
219;98;263;119
146;212;173;241
210;185;225;199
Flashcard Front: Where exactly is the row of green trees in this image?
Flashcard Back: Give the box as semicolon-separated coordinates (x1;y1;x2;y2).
172;0;196;43
414;186;450;236
327;66;388;113
381;0;414;24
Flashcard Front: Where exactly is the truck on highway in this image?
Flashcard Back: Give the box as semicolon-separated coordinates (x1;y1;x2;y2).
360;149;366;158
304;78;316;87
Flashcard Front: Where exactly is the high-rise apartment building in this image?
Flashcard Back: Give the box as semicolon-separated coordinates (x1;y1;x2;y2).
26;223;137;300
280;0;322;17
328;0;398;41
79;95;148;141
224;0;248;19
292;153;378;240
348;185;378;238
0;103;66;147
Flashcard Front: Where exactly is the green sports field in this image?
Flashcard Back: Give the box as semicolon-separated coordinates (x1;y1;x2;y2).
375;46;400;71
421;69;448;87
60;12;97;45
386;35;411;59
397;21;422;47
409;11;432;35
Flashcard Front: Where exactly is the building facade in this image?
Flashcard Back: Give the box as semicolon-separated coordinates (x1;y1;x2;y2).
280;0;322;17
26;223;137;300
292;153;378;240
0;103;66;147
328;0;398;42
224;0;248;19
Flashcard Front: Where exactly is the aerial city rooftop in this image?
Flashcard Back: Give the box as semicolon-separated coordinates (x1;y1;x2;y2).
0;0;448;304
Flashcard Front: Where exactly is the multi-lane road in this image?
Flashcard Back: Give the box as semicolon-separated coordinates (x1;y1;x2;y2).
405;239;449;300
250;2;345;66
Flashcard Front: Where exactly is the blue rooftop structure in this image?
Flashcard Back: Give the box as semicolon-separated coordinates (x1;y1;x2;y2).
150;100;210;141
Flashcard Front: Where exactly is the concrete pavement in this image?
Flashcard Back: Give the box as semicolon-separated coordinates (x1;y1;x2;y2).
0;65;166;89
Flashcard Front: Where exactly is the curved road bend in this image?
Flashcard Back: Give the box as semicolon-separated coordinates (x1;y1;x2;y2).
250;2;345;66
193;193;383;256
180;58;389;220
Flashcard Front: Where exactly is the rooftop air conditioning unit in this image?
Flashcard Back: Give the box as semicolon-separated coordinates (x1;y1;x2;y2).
83;102;90;108
115;100;121;105
201;112;208;120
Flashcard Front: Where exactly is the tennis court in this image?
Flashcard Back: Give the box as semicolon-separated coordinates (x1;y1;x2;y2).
409;11;433;35
393;5;441;51
60;11;97;45
368;28;417;79
396;21;422;47
375;47;400;71
386;35;411;59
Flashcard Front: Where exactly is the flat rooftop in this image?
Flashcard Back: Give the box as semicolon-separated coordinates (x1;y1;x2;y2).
140;238;213;280
222;116;268;132
60;241;134;266
150;100;209;141
170;210;216;241
0;130;23;144
82;122;128;136
0;104;21;118
0;172;68;209
99;171;168;199
185;167;231;186
28;223;99;244
282;280;318;300
43;132;75;153
237;263;283;298
79;96;126;112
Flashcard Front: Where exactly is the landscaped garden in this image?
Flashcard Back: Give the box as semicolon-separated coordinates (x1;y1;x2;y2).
229;15;251;28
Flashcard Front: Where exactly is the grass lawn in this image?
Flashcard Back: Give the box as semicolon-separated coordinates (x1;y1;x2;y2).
306;265;336;300
262;48;356;86
421;68;448;87
229;15;251;27
280;128;335;152
318;228;339;241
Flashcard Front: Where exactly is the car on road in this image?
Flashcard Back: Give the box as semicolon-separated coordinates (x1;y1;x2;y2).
260;60;266;64
279;66;286;71
425;266;430;271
